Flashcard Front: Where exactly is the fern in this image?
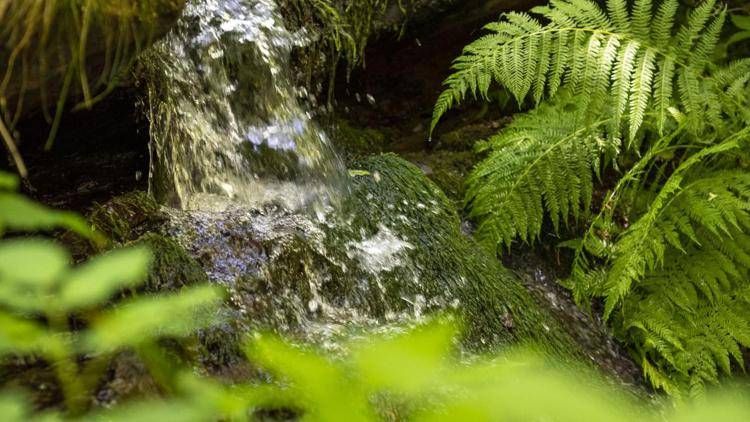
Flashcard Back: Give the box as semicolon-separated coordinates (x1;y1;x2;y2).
569;130;750;392
466;98;615;249
430;0;728;141
597;133;748;316
619;224;750;395
437;0;750;394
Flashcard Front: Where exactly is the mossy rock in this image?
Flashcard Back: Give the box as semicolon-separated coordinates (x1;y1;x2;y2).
329;118;392;164
89;191;164;244
129;233;244;370
329;154;576;353
433;121;503;152
162;154;579;358
402;150;476;203
130;233;209;292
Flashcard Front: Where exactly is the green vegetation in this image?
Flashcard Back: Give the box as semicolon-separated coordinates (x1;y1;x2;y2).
333;154;577;353
0;0;183;173
433;0;750;395
0;171;223;416
283;0;407;68
89;191;164;244
282;0;411;101
1;170;749;419
4;0;750;418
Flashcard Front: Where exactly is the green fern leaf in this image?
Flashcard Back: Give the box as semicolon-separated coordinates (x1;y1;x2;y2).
430;0;728;139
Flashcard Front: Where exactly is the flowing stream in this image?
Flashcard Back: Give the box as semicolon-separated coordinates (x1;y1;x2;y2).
142;0;430;343
144;0;345;212
136;1;638;374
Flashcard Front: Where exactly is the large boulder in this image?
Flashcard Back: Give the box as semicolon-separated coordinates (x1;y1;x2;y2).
162;154;578;356
89;155;642;382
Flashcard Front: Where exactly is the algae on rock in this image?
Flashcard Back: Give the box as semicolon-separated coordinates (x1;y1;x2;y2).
132;233;209;292
89;191;165;244
329;118;392;164
163;154;578;358
332;154;575;352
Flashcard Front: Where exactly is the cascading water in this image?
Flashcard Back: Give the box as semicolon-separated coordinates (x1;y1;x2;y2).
144;0;345;211
140;0;567;354
142;0;431;342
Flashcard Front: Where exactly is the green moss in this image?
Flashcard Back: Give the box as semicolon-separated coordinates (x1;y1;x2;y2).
432;121;498;151
336;154;577;354
142;154;579;360
128;233;244;370
329;118;392;164
402;150;475;204
130;233;208;292
89;191;164;244
245;154;577;356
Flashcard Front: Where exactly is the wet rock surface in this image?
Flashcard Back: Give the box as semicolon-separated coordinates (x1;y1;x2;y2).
83;151;643;388
159;154;577;358
2;0;648;401
505;250;644;389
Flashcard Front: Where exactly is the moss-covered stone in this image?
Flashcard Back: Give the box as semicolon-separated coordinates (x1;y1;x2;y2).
161;154;580;359
328;154;576;353
402;150;475;204
433;122;498;152
89;191;164;244
329;118;392;164
127;232;245;371
130;233;209;292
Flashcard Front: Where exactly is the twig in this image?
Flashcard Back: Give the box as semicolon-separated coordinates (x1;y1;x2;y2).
0;116;28;178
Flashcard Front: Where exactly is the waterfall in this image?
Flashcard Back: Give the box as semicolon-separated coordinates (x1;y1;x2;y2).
142;0;467;345
143;0;345;212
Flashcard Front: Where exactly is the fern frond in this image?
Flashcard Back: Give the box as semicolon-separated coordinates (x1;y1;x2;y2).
629;48;656;142
651;0;679;45
600;132;748;317
630;0;653;38
622;242;750;393
431;0;727;139
710;59;750;127
653;57;676;134
465;99;613;249
440;0;750;395
607;0;630;32
609;172;750;392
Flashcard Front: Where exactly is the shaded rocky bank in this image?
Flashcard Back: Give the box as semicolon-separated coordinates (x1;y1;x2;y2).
1;0;647;408
85;154;641;388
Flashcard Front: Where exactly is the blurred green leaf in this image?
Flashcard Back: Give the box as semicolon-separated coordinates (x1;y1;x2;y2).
60;247;151;311
0;392;31;422
0;172;19;191
0;312;51;354
177;373;258;420
248;334;375;422
727;31;750;47
413;368;640;422
82;399;215;422
0;193;93;238
0;238;71;313
672;390;750;422
0;238;69;290
86;285;224;352
732;14;750;30
352;320;456;395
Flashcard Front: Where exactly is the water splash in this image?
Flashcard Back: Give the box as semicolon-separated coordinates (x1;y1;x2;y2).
144;0;345;211
346;225;414;275
142;1;468;348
